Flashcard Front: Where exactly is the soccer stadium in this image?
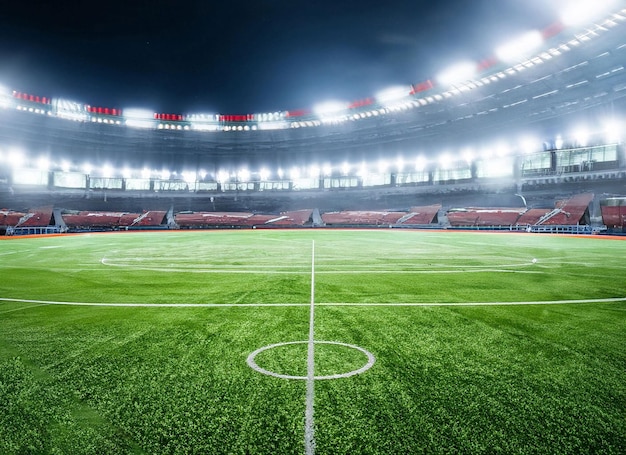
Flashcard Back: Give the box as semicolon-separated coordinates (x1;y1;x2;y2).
1;2;625;454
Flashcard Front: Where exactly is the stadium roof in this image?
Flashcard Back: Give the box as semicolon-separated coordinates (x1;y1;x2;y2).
0;0;607;114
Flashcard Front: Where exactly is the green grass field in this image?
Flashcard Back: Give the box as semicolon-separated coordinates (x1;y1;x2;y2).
0;230;624;454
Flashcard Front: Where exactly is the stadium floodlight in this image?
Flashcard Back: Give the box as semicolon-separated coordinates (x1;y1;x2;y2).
259;168;270;181
8;148;25;169
415;156;427;171
322;164;332;176
60;160;71;172
141;168;151;179
238;168;250;182
519;136;540;155
495;142;510;157
216;170;229;184
181;171;196;184
376;86;410;106
82;163;92;175
357;163;368;177
124;108;155;129
101;164;113;178
437;61;477;87
555;135;564;150
277;168;284;179
341;162;350;175
461;148;474;163
122;167;132;179
37;157;50;171
396;157;405;172
160;169;171;180
290;167;301;180
495;30;543;62
561;0;618;26
309;165;320;179
313;100;347;117
572;126;590;147
603;119;621;143
438;153;452;169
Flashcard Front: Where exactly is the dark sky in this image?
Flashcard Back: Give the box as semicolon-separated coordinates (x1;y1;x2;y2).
0;0;565;114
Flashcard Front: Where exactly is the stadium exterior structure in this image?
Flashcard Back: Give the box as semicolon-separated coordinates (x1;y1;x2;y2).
0;7;625;223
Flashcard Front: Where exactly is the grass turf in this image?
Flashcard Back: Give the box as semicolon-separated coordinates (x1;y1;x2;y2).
0;230;624;454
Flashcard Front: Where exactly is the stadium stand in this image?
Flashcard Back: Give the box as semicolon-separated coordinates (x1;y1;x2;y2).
516;209;552;226
174;210;312;228
447;208;525;227
402;205;441;225
321;211;407;226
536;193;594;226
600;197;626;230
15;206;54;227
61;210;167;231
0;209;26;227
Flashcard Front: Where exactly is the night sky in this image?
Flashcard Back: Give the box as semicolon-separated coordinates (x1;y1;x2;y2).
0;0;568;114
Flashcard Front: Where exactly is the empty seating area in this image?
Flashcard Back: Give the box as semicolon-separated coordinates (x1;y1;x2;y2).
62;211;167;230
0;194;616;235
0;209;26;227
321;211;407;226
600;198;626;229
403;205;441;225
447;208;525;227
446;193;595;229
536;193;594;226
15;206;53;227
175;210;312;228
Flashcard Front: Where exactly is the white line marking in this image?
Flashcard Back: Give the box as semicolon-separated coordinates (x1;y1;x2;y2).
246;341;375;380
305;240;316;455
0;297;625;308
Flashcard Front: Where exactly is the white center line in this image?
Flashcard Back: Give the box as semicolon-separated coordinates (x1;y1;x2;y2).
305;240;316;455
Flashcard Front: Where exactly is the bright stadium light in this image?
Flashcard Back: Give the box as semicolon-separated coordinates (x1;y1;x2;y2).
216;170;229;183
313;100;347;117
290;167;301;180
341;162;350;175
181;171;196;184
561;0;618;26
555;135;564;150
437;61;477;87
495;30;543;62
519;136;540;154
277;168;284;179
8;149;25;169
309;165;320;179
376;86;410;106
396;157;405;172
122;167;132;179
357;163;368;177
415;156;427;171
238;168;250;182
141;168;151;179
439;153;452;169
102;164;113;178
259;168;270;181
82;163;92;175
572;126;590;147
461;148;474;163
61;160;71;172
322;164;332;176
37;157;50;171
603;119;621;143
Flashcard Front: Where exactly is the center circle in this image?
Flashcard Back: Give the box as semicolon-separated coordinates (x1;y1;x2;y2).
247;340;375;380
